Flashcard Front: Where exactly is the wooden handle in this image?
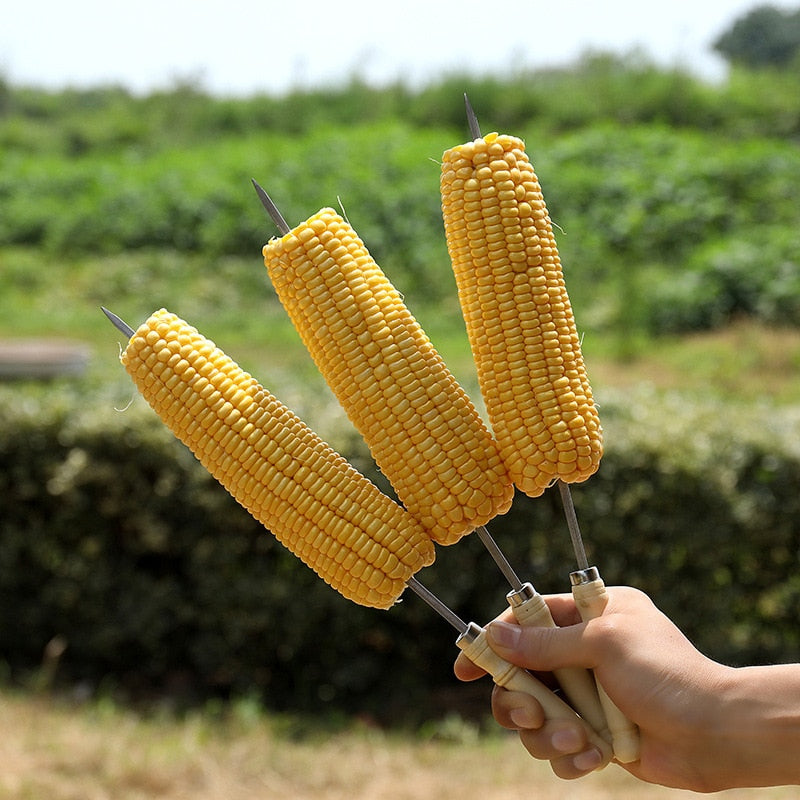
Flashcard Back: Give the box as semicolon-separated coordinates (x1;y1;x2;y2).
571;573;641;763
508;585;611;745
457;623;612;768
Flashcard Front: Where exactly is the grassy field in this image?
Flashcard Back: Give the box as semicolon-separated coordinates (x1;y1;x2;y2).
5;239;800;408
590;320;800;404
1;690;796;800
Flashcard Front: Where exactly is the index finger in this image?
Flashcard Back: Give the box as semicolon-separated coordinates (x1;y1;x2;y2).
453;593;582;681
541;593;583;627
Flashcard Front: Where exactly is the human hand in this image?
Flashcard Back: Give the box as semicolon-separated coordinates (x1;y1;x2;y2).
454;587;798;791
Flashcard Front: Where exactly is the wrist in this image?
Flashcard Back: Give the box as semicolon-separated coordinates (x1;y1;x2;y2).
709;664;800;789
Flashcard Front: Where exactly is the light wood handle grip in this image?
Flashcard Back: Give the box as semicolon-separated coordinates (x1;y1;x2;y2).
572;575;641;763
509;586;611;745
457;623;612;768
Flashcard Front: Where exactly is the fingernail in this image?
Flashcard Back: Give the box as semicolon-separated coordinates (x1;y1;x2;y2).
509;706;537;729
486;620;521;650
572;747;603;772
550;727;582;754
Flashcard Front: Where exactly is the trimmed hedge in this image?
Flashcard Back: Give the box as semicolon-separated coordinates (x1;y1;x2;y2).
2;385;800;722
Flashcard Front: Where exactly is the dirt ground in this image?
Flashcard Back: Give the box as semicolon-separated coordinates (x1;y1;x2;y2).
1;692;796;800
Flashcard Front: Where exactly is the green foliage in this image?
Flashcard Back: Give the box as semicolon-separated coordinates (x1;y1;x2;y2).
2;387;800;720
3;117;800;332
2;60;800;335
528;126;800;333
0;120;456;300
510;125;800;334
4;52;800;147
644;226;800;333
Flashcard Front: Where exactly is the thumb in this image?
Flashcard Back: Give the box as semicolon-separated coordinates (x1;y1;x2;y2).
485;619;594;672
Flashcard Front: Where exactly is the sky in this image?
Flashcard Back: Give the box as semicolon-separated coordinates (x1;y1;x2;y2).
1;0;765;96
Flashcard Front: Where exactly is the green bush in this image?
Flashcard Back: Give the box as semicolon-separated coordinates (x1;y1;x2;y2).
4;119;799;329
2;385;800;722
4;65;800;332
4;54;799;149
531;126;800;333
643;226;800;333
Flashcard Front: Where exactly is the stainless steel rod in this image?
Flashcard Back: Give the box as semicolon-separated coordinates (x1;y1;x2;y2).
475;525;524;591
405;577;467;634
558;480;590;571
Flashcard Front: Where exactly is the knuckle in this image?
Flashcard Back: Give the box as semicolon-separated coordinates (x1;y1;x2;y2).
583;613;626;659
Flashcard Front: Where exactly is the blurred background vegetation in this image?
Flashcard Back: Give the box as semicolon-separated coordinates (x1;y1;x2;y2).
2;4;800;726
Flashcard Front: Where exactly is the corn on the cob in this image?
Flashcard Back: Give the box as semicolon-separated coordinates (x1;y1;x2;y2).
120;308;435;609
440;133;602;498
262;209;514;545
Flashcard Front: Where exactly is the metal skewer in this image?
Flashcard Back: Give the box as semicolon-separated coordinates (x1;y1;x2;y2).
467;92;632;757
558;478;591;573
461;95;597;582
463;95;641;757
457;96;620;745
460;96;593;586
474;525;525;591
405;576;467;632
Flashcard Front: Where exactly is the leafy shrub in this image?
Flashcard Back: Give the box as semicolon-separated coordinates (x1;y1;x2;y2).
2;385;800;721
534;126;800;333
5;53;800;148
644;226;800;333
4;116;799;330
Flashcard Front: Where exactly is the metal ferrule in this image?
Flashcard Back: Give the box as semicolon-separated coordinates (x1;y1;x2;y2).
455;621;483;647
506;582;536;609
569;565;600;586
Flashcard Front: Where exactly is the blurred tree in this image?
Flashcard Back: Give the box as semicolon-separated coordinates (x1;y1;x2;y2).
713;4;800;67
0;75;8;113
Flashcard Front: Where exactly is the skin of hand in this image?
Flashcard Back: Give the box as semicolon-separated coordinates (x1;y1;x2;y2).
454;587;800;792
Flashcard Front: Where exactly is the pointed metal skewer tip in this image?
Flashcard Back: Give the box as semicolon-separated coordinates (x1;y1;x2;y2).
101;307;136;340
252;179;291;235
464;93;482;140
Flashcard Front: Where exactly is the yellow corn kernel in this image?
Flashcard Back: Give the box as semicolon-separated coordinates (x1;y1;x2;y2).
263;209;513;545
441;133;602;497
121;308;434;609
